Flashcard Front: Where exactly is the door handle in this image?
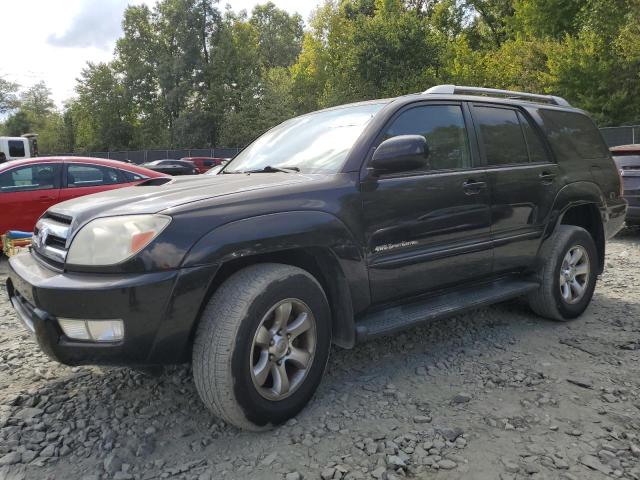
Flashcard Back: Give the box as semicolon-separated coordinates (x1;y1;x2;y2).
539;171;556;184
462;180;486;195
38;195;54;200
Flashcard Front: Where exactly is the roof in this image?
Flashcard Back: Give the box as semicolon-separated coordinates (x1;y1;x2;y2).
610;144;640;154
0;156;168;177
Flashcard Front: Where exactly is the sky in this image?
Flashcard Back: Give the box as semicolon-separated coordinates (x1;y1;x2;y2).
1;0;319;109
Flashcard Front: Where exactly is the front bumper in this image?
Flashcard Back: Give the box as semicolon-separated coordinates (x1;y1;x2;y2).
6;252;217;366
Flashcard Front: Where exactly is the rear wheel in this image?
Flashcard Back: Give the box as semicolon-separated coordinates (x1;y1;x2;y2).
192;263;331;430
527;225;598;321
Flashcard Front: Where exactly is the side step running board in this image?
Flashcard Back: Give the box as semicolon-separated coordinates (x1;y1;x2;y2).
355;279;539;342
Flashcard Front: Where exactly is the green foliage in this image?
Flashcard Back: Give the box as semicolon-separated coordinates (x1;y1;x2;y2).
3;111;31;137
4;0;640;154
0;77;19;115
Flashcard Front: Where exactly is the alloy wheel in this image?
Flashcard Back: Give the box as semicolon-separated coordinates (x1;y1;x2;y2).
559;245;590;304
250;299;317;400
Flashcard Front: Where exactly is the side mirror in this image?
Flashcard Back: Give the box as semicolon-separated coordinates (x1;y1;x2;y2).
370;135;429;174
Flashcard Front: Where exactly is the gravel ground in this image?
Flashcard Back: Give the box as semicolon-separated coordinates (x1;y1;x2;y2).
1;231;639;480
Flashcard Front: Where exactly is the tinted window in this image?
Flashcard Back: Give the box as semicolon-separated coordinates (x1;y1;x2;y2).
518;112;549;163
204;160;214;166
8;140;26;157
383;105;470;170
538;109;609;160
67;164;120;188
0;164;60;192
475;106;528;165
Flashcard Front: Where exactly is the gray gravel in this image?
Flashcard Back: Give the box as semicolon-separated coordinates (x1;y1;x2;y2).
1;230;639;480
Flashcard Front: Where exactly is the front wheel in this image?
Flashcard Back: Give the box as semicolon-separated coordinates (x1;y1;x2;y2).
527;225;598;321
192;263;331;430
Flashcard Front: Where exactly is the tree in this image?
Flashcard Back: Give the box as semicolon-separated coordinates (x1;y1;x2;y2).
0;77;19;114
3;111;31;136
250;2;304;69
73;63;133;151
33;0;640;154
20;81;55;119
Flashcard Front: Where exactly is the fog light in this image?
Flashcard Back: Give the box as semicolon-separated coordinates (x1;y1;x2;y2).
58;319;91;340
58;319;124;342
87;320;124;342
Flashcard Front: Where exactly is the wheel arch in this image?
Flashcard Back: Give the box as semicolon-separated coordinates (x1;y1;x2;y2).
183;211;369;350
542;182;606;274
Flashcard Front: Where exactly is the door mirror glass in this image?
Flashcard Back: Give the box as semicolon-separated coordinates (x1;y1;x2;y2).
371;135;429;173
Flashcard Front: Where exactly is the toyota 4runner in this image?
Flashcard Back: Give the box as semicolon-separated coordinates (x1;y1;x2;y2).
6;85;626;430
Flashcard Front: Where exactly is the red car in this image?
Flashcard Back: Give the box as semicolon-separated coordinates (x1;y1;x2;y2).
0;157;168;244
180;157;227;174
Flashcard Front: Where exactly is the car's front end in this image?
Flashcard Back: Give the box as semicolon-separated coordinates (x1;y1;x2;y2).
611;145;640;225
6;207;219;366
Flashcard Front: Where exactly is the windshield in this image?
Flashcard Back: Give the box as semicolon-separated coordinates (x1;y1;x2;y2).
224;102;387;174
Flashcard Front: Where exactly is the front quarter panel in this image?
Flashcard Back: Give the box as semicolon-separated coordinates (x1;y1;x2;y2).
183;210;370;312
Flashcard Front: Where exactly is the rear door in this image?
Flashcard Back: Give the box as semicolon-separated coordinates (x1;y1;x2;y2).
361;102;493;303
470;103;561;274
59;163;127;202
0;163;61;233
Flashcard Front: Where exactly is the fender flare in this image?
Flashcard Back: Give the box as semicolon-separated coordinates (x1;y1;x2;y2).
182;211;369;348
542;181;606;240
540;181;606;273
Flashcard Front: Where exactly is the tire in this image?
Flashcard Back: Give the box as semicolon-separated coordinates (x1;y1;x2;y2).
192;263;331;430
527;225;598;321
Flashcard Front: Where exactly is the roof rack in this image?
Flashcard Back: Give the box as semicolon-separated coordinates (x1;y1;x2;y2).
423;84;571;107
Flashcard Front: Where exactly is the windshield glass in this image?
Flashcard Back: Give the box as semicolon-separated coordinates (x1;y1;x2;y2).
224;102;387;174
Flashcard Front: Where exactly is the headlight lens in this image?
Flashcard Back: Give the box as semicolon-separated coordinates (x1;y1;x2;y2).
66;215;171;266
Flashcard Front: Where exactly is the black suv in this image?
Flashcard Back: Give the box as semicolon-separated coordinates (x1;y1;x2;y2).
6;85;626;430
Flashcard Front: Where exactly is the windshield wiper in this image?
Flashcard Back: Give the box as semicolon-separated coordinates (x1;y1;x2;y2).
241;165;300;174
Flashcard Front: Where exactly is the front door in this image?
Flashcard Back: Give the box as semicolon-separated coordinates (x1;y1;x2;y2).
361;102;493;304
470;103;562;274
0;163;61;233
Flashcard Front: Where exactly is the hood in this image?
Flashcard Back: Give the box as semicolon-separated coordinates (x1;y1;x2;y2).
49;173;317;226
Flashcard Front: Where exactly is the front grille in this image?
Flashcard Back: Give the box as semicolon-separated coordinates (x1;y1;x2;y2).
42;212;72;225
32;212;73;266
45;235;67;249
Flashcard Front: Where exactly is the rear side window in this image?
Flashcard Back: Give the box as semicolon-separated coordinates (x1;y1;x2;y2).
383;104;471;170
67;164;120;188
0;164;61;192
474;106;529;165
8;140;26;157
538;109;609;160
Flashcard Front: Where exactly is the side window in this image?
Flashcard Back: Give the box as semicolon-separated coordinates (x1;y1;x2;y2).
517;112;549;163
474;106;529;165
537;109;609;160
383;105;471;170
0;164;60;192
67;164;120;188
204;160;214;166
8;140;26;158
119;169;146;182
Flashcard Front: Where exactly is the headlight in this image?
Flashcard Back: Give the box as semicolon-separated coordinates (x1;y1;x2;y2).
66;215;171;266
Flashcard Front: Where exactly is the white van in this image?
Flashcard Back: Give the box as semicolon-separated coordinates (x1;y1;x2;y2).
0;137;31;161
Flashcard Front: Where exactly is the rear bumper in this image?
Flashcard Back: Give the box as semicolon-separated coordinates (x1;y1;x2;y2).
604;197;628;238
6;252;218;366
624;199;640;224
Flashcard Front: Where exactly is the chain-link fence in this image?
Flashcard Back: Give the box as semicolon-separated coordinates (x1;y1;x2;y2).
45;126;640;160
600;126;640;147
47;148;242;164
